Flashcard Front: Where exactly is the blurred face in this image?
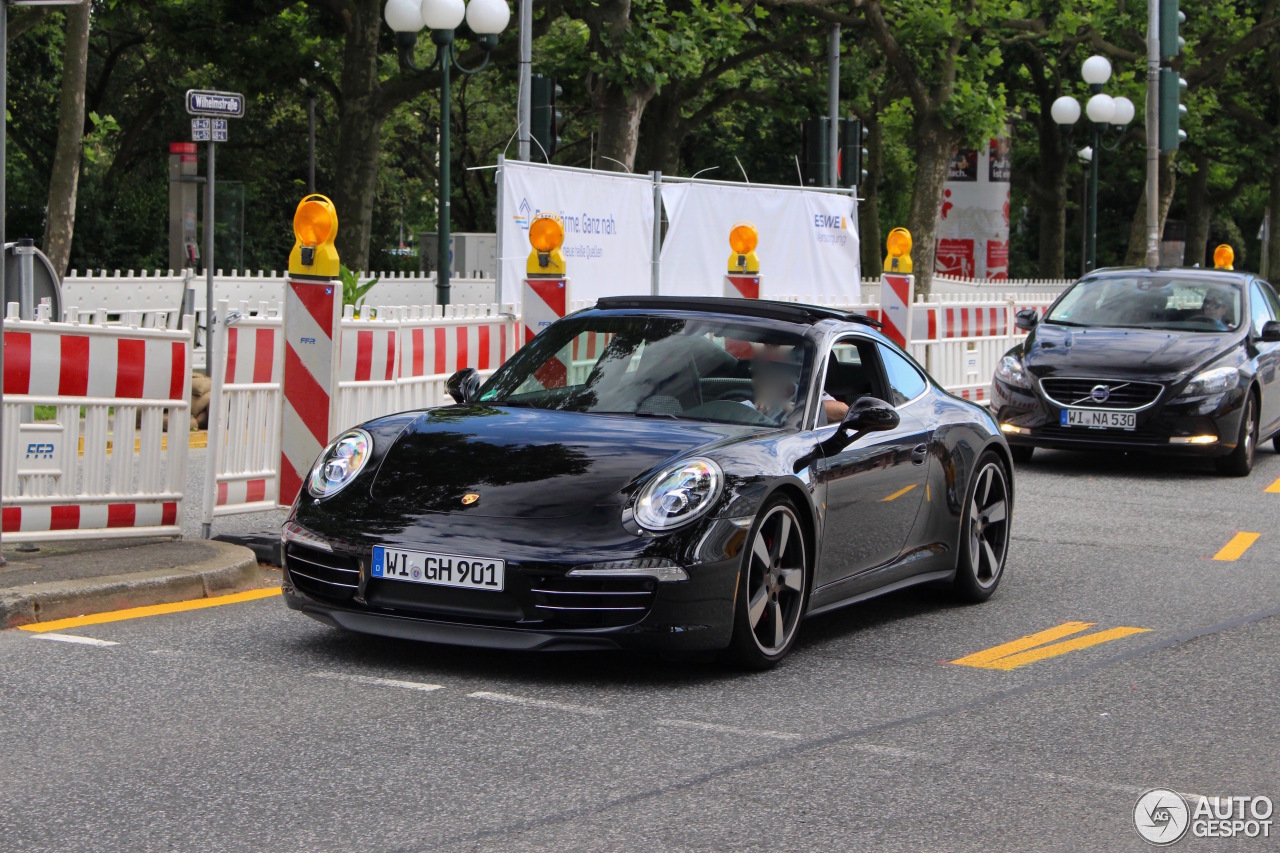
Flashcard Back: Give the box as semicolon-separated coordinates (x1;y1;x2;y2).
752;345;798;407
1203;293;1228;320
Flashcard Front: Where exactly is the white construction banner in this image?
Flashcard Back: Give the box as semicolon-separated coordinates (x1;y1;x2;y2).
499;161;655;304
659;183;860;302
935;136;1012;280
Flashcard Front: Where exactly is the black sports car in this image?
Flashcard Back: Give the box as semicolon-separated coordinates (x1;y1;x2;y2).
283;297;1014;667
992;267;1280;475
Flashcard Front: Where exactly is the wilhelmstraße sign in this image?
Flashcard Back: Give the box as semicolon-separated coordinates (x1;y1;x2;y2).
186;89;245;118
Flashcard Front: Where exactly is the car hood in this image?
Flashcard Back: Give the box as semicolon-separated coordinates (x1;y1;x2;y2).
368;405;759;518
1023;324;1238;381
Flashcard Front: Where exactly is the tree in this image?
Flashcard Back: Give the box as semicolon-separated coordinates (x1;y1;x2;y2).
42;2;92;277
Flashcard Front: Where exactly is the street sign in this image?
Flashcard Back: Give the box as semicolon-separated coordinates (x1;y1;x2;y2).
185;89;245;118
213;119;228;143
191;118;210;142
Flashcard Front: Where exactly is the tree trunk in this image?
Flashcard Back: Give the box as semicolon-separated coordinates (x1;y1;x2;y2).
41;2;91;278
1032;116;1069;279
1269;166;1280;279
905;112;954;298
859;113;884;279
596;84;655;172
1124;152;1177;266
331;0;385;273
1183;154;1212;269
634;91;682;175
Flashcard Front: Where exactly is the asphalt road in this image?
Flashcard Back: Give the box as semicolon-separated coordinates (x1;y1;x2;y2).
3;447;1278;852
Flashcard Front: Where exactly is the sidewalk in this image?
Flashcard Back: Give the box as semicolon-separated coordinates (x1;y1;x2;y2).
0;537;267;630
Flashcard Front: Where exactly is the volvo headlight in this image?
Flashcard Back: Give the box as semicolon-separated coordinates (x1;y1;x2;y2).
634;458;723;531
1177;366;1239;398
995;354;1030;388
307;429;373;499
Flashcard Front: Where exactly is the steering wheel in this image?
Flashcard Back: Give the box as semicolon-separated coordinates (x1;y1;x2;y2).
717;387;754;403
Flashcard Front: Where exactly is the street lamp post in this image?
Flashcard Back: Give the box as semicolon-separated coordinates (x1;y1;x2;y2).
384;0;509;306
1051;56;1135;272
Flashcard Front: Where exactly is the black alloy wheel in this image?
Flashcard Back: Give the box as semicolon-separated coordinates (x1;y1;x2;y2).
725;497;809;669
1218;393;1258;477
951;452;1010;602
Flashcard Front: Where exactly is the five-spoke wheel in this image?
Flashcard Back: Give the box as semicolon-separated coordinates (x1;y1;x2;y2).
952;453;1010;602
726;498;808;668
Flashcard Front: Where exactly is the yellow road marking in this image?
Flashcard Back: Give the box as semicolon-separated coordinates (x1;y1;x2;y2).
881;484;918;502
17;587;280;633
1213;532;1260;561
1265;476;1280;494
951;621;1151;671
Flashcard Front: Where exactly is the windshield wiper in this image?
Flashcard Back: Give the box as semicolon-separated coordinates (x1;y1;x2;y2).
631;410;681;419
1045;319;1088;327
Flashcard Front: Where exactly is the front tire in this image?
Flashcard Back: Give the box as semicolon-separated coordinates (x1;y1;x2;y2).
724;497;809;670
1217;393;1257;477
951;453;1011;603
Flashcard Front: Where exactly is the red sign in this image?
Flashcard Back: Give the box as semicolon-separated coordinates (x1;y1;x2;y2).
935;239;975;278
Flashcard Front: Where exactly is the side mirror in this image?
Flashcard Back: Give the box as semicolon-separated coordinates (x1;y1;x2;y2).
819;396;899;457
1014;308;1040;332
1261;320;1280;343
446;368;481;404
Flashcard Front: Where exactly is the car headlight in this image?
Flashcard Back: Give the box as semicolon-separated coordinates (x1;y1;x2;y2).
995;355;1030;388
634;458;723;531
1177;366;1239;398
307;429;373;499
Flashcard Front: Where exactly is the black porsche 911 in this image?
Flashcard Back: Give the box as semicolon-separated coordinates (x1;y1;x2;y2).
282;296;1014;667
992;267;1280;475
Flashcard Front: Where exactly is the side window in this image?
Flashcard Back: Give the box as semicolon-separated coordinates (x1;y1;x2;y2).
876;343;928;406
1250;282;1276;337
822;337;880;406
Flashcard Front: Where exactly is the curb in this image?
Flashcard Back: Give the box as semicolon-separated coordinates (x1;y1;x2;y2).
0;540;262;630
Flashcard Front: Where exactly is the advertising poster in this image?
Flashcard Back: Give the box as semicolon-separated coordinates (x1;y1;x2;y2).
936;136;1012;280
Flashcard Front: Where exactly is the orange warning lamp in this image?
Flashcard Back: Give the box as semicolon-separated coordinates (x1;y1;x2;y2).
727;221;760;274
289;194;340;277
1213;244;1234;270
526;212;567;276
884;227;913;273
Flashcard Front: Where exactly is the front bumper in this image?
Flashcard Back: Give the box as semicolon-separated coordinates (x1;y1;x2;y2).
991;376;1246;456
281;516;748;652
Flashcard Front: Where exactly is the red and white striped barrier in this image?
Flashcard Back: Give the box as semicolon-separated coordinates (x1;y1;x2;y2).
279;279;342;507
522;278;568;346
2;306;193;542
879;274;914;347
724;274;761;300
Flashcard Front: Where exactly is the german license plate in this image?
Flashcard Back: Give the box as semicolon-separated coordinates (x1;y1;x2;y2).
1060;408;1136;430
371;545;505;591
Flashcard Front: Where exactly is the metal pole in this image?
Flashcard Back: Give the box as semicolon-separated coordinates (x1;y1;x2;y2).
1145;0;1161;268
827;24;840;188
200;139;216;539
1087;120;1099;272
16;239;32;425
308;95;316;194
436;35;452;306
651;171;662;295
1;4;9;562
518;0;531;162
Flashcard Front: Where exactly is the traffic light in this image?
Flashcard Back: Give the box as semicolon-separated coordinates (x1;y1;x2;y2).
1159;69;1187;152
800;117;830;186
838;118;869;188
1160;0;1185;61
531;74;562;160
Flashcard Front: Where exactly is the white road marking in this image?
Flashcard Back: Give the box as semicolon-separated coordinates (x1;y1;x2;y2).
30;633;119;647
312;671;444;692
654;718;802;741
467;691;611;717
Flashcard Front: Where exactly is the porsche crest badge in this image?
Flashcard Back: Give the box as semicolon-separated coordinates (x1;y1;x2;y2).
462;493;480;506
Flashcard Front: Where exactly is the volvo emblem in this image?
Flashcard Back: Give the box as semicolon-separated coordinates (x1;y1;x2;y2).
462;493;480;506
1090;384;1111;403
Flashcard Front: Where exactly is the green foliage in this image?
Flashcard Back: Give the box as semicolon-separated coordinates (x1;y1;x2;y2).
339;265;379;316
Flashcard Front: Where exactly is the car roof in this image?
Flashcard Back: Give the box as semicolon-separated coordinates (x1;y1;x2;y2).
592;296;882;329
1085;266;1253;285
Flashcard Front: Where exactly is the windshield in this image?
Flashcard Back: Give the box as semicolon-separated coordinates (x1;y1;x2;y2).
478;315;815;427
1046;275;1244;332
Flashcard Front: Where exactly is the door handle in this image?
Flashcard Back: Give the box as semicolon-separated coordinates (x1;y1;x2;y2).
912;443;929;464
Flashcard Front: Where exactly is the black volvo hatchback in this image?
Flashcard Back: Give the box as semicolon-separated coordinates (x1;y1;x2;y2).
283;297;1013;668
992;267;1280;475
